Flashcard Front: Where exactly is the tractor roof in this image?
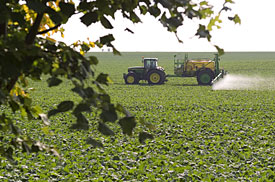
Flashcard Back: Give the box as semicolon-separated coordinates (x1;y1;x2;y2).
144;58;158;61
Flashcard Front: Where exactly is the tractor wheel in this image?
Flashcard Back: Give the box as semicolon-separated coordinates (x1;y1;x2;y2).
197;69;214;85
147;70;165;85
125;72;139;84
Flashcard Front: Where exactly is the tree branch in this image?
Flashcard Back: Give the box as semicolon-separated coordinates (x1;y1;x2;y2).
37;24;61;35
25;13;44;45
7;77;19;92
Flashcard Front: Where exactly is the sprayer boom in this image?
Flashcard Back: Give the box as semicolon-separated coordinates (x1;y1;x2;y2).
211;69;227;85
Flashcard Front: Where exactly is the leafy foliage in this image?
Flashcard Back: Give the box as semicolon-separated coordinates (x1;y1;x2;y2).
0;0;239;161
1;52;274;181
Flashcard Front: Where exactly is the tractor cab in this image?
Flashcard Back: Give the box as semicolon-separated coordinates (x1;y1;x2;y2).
143;58;158;69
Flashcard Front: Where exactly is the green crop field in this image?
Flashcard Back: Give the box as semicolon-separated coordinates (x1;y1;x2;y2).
1;52;275;181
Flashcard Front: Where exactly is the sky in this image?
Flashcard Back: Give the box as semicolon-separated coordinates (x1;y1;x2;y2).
54;0;275;52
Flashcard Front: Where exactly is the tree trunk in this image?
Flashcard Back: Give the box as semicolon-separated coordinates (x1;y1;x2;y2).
0;22;7;38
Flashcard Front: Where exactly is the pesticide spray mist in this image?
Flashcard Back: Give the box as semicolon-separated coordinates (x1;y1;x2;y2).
212;74;275;90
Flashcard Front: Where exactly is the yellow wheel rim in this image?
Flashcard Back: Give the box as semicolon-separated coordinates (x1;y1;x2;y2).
127;75;135;83
150;73;160;83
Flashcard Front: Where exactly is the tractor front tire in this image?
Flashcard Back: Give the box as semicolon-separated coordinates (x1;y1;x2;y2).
197;69;214;85
125;72;139;84
147;70;165;85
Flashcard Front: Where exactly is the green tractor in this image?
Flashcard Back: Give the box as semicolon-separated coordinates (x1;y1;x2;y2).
123;58;166;84
123;54;226;85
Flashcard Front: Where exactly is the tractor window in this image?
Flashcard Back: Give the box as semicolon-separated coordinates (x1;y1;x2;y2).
145;61;151;68
144;59;158;68
150;61;157;68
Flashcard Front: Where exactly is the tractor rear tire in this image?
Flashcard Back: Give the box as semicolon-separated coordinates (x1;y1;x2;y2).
147;70;165;85
125;72;139;84
197;69;214;85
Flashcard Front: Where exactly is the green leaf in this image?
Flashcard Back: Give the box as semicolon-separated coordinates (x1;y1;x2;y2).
80;61;92;79
148;6;161;17
73;103;91;114
214;45;224;56
112;46;121;56
88;56;99;65
99;94;111;103
130;12;141;23
59;2;75;17
20;107;27;118
47;109;59;118
229;14;241;24
166;17;183;29
225;0;234;3
159;0;173;9
71;113;89;130
47;77;62;87
23;97;32;107
116;104;131;117
96;85;107;95
196;24;211;41
96;73;109;85
78;1;92;11
200;1;209;6
86;137;103;148
72;86;95;99
80;12;98;26
31;105;43;118
139;5;147;15
186;9;197;19
100;104;118;123
100;16;113;29
71;86;85;98
208;15;221;31
98;122;115;136
46;8;63;24
139;132;154;144
26;0;46;13
100;34;115;45
81;43;90;52
57;101;74;112
118;116;136;136
84;87;95;98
